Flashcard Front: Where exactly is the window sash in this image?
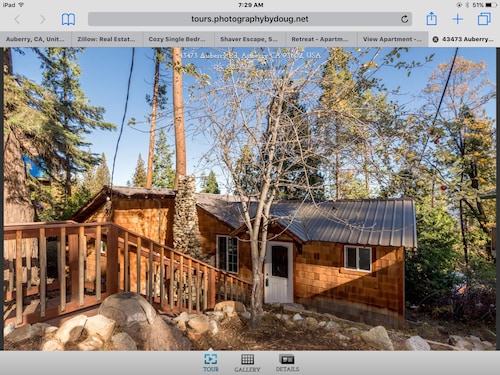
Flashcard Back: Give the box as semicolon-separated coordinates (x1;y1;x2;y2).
344;246;372;272
217;235;238;274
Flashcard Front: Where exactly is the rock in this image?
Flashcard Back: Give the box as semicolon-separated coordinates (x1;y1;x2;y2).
42;339;64;351
205;311;225;321
85;314;116;341
361;326;394;351
325;321;340;333
173;312;190;323
31;323;51;337
283;303;305;314
99;292;191;351
5;324;33;343
318;321;326;328
482;341;494;349
406;336;431;351
209;320;219;335
3;322;15;337
336;333;350;341
55;315;88;344
188;315;210;334
449;335;473;351
292;313;303;322
176;320;187;331
323;313;337;320
78;336;104;351
110;332;137;351
45;326;58;335
304;317;319;328
214;301;246;313
281;314;290;321
222;305;236;318
98;292;157;326
149;316;192;350
240;311;251;320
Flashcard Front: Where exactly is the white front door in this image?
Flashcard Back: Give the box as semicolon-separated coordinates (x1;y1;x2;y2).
264;241;293;304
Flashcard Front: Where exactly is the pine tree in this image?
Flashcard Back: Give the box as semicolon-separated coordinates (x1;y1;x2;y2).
37;47;115;199
132;154;147;187
201;170;220;194
152;128;175;188
81;152;111;195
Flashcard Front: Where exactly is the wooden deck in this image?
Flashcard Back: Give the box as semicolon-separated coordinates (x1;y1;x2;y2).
4;221;251;327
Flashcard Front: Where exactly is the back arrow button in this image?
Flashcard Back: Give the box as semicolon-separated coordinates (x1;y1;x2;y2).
14;15;20;24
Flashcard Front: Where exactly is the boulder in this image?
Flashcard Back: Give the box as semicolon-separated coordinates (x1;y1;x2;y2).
187;315;210;334
405;336;431;351
449;335;473;351
85;314;116;341
214;301;246;313
99;292;191;351
361;326;394;351
304;317;319;328
98;292;156;326
110;332;137;351
324;321;341;333
55;315;88;344
4;324;33;343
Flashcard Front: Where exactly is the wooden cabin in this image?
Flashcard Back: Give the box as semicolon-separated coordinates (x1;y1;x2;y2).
73;187;417;328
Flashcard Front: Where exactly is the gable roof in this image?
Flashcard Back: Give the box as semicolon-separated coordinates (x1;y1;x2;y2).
71;185;177;222
197;195;417;248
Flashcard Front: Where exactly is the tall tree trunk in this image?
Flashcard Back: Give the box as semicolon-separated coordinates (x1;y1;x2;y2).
172;47;186;190
3;48;35;224
146;49;161;188
4;49;40;285
459;199;469;268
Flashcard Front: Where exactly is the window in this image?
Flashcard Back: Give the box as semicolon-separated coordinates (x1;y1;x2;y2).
344;246;372;272
217;236;238;273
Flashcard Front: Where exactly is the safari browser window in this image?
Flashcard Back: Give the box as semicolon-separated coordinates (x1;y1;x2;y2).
1;0;498;373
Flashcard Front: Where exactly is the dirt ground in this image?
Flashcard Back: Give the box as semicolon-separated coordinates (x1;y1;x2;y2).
4;305;496;351
190;306;497;351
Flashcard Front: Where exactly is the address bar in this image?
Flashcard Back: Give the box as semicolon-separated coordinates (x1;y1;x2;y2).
88;12;412;27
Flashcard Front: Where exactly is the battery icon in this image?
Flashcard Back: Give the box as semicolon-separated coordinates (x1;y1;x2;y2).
485;2;498;7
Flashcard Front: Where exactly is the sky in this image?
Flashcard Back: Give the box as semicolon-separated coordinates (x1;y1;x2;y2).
10;47;496;192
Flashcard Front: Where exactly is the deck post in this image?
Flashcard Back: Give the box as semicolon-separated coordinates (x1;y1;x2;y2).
208;268;216;309
106;225;119;295
15;230;23;325
95;225;102;301
68;231;79;297
39;228;47;317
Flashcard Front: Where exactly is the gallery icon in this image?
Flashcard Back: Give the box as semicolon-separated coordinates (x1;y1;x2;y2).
204;353;218;365
241;354;255;365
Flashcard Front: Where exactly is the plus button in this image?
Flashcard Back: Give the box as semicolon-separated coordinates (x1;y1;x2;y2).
452;13;464;24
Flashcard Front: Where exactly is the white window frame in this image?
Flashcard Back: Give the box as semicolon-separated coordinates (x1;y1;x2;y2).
344;246;372;272
216;235;239;274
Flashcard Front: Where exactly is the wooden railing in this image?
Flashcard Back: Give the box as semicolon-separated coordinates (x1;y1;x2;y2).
3;221;251;327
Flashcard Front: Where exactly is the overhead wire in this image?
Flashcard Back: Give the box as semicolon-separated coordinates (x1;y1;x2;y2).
110;47;135;197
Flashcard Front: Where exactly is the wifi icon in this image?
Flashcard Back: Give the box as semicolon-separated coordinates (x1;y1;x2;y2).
18;2;25;7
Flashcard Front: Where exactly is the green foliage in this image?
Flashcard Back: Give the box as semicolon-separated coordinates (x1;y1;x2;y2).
152;128;175;188
405;202;461;306
36;47;115;198
201;170;220;194
132;153;147;187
